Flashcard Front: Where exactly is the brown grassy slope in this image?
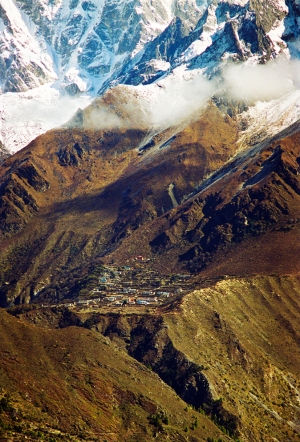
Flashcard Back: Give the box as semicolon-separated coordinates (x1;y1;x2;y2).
108;121;300;277
0;104;238;305
0;309;227;442
12;273;300;442
164;275;300;442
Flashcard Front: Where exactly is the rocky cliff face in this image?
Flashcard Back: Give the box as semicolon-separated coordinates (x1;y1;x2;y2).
1;0;300;154
1;0;299;95
1;0;202;94
0;1;56;92
99;0;291;92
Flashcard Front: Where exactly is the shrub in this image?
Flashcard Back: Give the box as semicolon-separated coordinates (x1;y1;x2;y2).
148;410;169;429
0;395;13;413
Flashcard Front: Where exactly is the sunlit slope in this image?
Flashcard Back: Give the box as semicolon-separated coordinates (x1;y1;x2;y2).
0;309;227;441
0;104;238;305
164;275;300;441
9;274;300;441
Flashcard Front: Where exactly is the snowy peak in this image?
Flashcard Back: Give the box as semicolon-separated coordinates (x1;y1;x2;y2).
2;0;202;94
100;0;295;92
0;0;56;92
1;0;300;154
3;0;295;95
1;0;298;94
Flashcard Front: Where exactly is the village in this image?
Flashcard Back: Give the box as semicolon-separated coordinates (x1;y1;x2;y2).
51;257;198;311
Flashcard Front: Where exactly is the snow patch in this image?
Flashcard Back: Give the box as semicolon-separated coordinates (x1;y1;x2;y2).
238;89;300;149
267;20;287;55
148;59;171;71
231;0;248;5
61;68;88;92
0;83;92;152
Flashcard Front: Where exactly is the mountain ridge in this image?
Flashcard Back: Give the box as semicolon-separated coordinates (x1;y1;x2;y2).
4;273;300;441
2;99;300;306
1;0;300;152
2;2;300;441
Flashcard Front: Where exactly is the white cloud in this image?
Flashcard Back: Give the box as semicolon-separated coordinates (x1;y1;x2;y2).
222;58;300;103
149;71;216;129
69;57;300;137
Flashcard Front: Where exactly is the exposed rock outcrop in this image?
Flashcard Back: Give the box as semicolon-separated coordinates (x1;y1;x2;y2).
0;158;49;236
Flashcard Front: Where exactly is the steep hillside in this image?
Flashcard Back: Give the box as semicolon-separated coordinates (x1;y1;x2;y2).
166;275;300;441
7;274;300;441
109;118;300;277
0;309;228;441
0;102;238;306
2;97;300;305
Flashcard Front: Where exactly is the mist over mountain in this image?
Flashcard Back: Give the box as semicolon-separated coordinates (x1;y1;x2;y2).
1;0;300;152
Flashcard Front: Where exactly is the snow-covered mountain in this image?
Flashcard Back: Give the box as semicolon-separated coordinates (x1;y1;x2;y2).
0;0;202;94
1;0;300;152
0;0;202;151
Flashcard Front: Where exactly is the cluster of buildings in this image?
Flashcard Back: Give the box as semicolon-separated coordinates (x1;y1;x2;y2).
41;263;194;310
75;264;192;309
